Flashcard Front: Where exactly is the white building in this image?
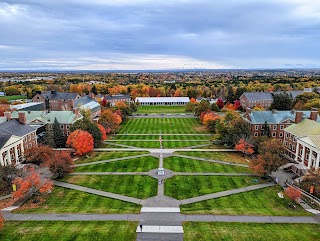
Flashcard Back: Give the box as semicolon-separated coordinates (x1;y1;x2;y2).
0;135;24;166
135;97;189;105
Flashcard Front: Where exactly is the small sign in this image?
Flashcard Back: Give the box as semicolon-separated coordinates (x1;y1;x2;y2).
158;168;165;176
12;184;16;192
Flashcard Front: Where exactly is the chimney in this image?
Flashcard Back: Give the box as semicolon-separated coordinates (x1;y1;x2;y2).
89;92;95;99
51;90;56;94
295;111;303;124
4;111;12;120
272;109;276;114
310;108;318;121
246;108;252;114
18;112;26;125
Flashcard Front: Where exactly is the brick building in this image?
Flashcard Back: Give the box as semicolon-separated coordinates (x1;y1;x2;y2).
32;91;80;111
103;94;131;106
243;109;319;140
240;92;273;109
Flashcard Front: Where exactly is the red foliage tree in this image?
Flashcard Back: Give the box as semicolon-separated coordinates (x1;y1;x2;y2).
101;98;107;107
24;145;54;166
202;111;220;126
216;98;224;109
285;186;302;201
12;168;53;200
66;130;94;156
46;151;74;179
234;100;241;110
98;109;122;133
235;138;254;155
97;123;107;140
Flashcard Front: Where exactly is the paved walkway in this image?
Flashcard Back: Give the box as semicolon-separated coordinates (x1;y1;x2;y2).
106;140;210;142
71;172;149;176
186;143;212;149
114;134;212;136
174;154;248;167
103;141;140;149
2;212;317;224
74;154;150;167
93;148;236;153
180;183;275;205
54;181;142;205
173;172;256;176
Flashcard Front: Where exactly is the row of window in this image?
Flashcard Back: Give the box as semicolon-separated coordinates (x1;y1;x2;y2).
254;132;282;137
254;124;287;131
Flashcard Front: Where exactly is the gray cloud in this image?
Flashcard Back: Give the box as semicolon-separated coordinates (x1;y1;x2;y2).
0;0;319;69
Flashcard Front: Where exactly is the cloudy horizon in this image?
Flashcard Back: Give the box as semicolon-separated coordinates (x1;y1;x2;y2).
1;0;320;70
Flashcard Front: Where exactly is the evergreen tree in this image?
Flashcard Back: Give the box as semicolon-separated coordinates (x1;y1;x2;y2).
91;85;98;95
261;121;271;137
53;118;66;148
226;85;236;103
270;92;293;110
43;125;56;148
210;103;219;112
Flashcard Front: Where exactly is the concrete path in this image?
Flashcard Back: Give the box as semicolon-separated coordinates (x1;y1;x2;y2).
115;134;212;136
54;181;142;205
174;154;248;167
186;143;212;149
141;207;181;213
106;139;210;142
136;225;184;233
74;154;150;167
173;172;256;176
93;148;236;153
2;212;317;224
180;183;276;205
71;172;149;176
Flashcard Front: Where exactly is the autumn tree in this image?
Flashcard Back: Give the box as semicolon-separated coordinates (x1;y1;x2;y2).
101;97;107;107
190;98;196;103
24;144;54;166
70;117;102;147
97;123;107;141
216;98;224;109
46;151;74;179
98;109;122;133
67;130;94;156
300;169;320;198
195;99;210;116
249;139;286;177
12;168;53;201
235;138;254;155
53;118;66;147
202;111;220;126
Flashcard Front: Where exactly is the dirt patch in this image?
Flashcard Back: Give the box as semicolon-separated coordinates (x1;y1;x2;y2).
0;198;15;209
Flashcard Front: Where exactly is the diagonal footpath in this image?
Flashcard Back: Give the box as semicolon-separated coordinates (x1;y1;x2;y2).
74;154;150;167
180;183;276;205
174;154;248;167
103;141;140;149
54;181;142;205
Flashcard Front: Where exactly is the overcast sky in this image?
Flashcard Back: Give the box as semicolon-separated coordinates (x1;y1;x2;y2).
1;0;320;70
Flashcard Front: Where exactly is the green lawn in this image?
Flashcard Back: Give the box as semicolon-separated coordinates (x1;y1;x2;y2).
164;156;251;173
181;186;310;216
183;222;320;241
75;156;158;172
0;95;27;101
63;175;157;199
75;151;148;164
136;105;186;113
176;151;250;164
108;140;210;148
0;221;138;241
112;134;210;141
165;176;262;199
118;118;208;134
16;187;141;214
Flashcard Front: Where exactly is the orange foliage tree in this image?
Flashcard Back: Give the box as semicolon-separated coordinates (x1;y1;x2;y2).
97;123;107;140
66;130;94;156
202;111;220;126
235;138;254;155
24;145;54;166
115;101;128;109
98;109;122;133
285;186;302;201
190;98;196;103
46;151;74;179
12;168;53;200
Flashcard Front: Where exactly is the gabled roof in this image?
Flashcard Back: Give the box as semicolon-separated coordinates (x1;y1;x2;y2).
105;94;131;100
299;135;320;150
241;92;273;101
0;119;36;137
285;119;320;137
74;96;97;106
11;111;82;124
37;91;79;100
246;110;318;124
0;134;13;149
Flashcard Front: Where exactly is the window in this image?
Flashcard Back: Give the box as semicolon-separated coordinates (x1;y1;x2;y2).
254;132;258;137
280;125;284;130
292;145;295;151
279;139;282;143
279;132;283;137
255;125;259;130
289;143;292;149
272;132;276;137
300;149;302;155
273;125;276;130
